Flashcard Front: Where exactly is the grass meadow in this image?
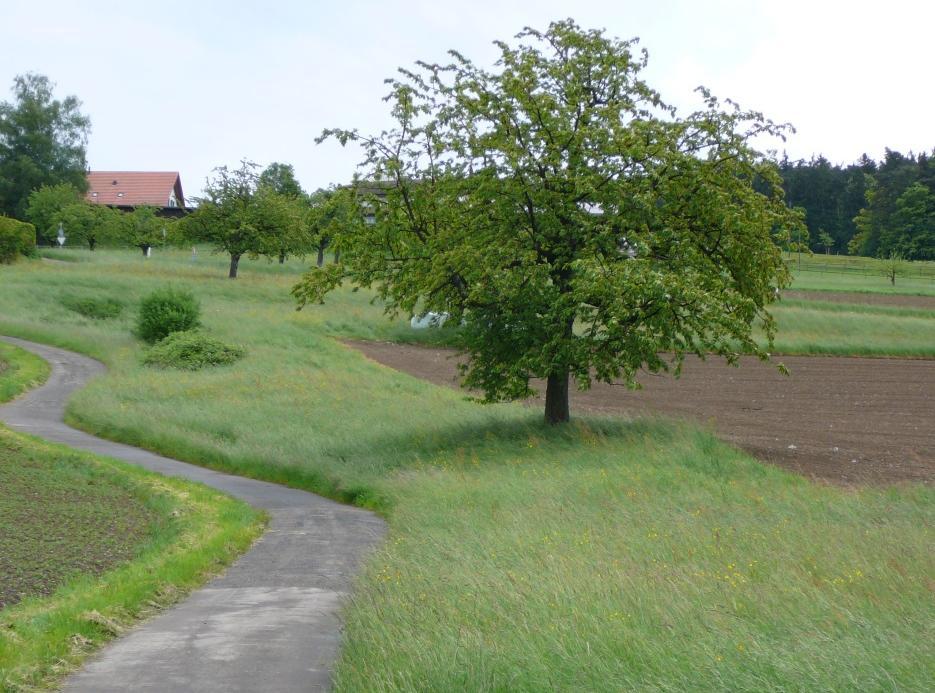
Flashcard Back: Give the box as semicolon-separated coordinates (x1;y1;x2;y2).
1;249;932;690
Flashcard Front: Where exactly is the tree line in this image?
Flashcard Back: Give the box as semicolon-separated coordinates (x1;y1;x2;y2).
779;150;934;260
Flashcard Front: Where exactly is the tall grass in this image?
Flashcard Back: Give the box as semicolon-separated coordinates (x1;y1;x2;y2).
0;249;932;689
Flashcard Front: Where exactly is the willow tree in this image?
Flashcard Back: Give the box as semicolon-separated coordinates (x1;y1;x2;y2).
294;20;802;424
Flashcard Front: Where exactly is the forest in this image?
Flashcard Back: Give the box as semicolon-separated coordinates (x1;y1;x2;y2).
779;149;934;260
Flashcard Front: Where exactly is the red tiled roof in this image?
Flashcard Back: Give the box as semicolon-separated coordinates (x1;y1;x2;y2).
86;171;185;208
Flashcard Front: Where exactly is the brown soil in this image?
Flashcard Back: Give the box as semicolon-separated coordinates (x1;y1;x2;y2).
347;340;934;486
783;290;935;309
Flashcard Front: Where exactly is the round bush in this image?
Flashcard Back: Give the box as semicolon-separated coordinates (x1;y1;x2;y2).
136;287;200;344
142;332;245;370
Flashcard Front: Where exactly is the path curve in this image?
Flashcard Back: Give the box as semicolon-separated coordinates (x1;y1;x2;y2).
0;337;386;692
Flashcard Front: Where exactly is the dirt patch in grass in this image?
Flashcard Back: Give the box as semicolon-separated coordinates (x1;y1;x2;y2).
348;340;934;486
0;437;159;609
784;290;935;309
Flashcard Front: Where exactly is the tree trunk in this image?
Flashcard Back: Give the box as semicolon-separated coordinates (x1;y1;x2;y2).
316;245;325;267
229;253;241;279
279;249;286;264
88;238;96;251
333;250;341;263
544;370;570;424
141;245;151;257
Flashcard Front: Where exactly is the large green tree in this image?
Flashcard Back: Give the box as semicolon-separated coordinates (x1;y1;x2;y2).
0;74;91;219
294;20;801;424
182;160;306;278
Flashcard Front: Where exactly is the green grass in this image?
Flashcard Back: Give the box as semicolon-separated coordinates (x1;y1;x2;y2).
0;249;932;689
0;427;265;691
0;341;50;403
766;300;935;357
787;253;935;296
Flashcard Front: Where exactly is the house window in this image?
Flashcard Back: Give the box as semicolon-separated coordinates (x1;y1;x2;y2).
168;198;176;208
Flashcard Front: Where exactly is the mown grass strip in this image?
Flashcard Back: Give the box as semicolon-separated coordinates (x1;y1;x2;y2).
0;428;266;691
0;341;50;403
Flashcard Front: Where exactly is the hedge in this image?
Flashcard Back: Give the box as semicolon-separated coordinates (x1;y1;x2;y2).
0;217;37;263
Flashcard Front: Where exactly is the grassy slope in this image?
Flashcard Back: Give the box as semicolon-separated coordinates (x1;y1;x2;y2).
0;341;265;691
0;340;50;402
0;250;932;690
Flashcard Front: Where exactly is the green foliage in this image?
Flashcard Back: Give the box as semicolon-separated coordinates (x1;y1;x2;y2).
111;205;169;253
25;182;83;244
258;161;304;198
142;331;245;370
298;19;802;423
0;74;90;219
180;160;308;277
846;150;935;259
880;251;908;285
0;216;36;262
60;294;124;320
305;186;358;266
136;287;200;343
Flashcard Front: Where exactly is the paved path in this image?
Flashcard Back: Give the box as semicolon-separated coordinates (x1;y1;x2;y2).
0;337;386;692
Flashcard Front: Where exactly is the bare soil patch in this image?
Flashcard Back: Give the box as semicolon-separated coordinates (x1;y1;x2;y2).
784;290;935;309
348;340;934;486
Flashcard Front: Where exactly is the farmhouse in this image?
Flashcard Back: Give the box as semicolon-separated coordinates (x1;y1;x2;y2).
86;171;186;217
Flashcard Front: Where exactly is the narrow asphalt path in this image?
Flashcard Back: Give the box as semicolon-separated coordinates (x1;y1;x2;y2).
0;337;386;692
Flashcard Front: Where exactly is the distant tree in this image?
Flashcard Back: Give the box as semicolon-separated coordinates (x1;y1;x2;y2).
890;183;935;260
56;202;119;251
818;229;834;255
0;74;90;219
306;186;358;267
181;160;306;278
25;182;83;245
112;206;168;256
295;20;802;424
880;251;908;285
259;162;307;263
259;162;304;198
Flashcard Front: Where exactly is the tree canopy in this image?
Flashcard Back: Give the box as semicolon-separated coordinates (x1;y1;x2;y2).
782;149;934;260
295;21;801;424
0;74;90;219
181;160;307;277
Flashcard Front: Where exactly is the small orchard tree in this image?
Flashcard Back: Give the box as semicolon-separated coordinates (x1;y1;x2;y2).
306;186;359;266
181;160;306;278
818;230;834;255
259;161;308;263
113;205;167;255
54;201;118;250
294;20;802;424
880;251;907;285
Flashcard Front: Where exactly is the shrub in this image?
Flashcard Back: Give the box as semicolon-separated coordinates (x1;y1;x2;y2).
142;332;245;370
0;217;36;263
136;287;200;344
61;294;124;320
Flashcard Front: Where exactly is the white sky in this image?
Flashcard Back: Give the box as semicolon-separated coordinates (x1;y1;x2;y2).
2;0;932;200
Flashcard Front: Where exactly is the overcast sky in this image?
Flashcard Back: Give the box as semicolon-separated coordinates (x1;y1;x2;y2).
2;0;932;200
